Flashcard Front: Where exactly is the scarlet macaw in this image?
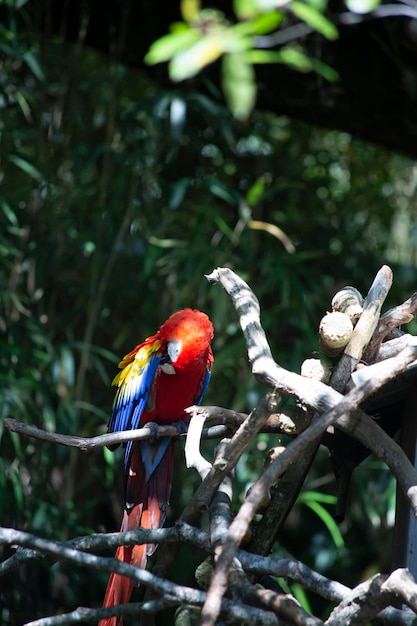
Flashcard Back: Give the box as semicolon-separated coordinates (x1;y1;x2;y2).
100;309;214;626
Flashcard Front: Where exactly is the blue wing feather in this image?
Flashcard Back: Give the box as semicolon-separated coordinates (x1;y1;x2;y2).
195;368;211;405
107;346;162;465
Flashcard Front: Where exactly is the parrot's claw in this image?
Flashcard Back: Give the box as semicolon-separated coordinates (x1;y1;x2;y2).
144;421;160;443
173;420;188;437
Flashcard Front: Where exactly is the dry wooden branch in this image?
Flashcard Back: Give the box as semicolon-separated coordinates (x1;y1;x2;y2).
2;522;415;625
325;568;417;625
207;267;417;515
183;393;279;516
365;291;417;362
203;266;417;626
3;418;181;449
0;527;279;626
330;264;393;391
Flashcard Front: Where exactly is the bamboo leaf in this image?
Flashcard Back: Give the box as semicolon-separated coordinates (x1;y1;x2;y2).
290;1;338;39
7;154;43;182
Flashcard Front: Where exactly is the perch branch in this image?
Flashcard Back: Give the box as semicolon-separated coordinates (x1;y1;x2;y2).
3;406;298;453
207;267;417;513
3;418;181;450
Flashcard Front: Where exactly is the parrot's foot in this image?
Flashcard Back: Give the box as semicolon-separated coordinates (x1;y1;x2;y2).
144;421;160;443
173;420;188;437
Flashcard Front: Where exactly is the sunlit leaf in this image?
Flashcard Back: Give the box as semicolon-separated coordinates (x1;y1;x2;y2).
144;29;200;65
222;52;256;119
234;0;260;19
181;0;201;22
290;1;338;39
169;34;228;81
233;10;285;35
246;178;265;206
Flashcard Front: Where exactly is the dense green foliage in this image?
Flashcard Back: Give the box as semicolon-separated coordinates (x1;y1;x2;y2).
1;2;417;624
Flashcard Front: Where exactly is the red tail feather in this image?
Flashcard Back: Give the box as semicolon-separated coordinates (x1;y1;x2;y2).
100;441;174;626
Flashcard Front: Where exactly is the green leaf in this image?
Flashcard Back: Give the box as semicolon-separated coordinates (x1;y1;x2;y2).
248;47;339;80
233;10;285;36
246;178;265;206
291;583;313;614
169;33;232;81
234;0;260;19
298;490;337;505
144;29;200;65
0;198;18;225
206;178;239;204
309;56;339;81
290;1;338;39
248;47;312;71
7;154;43;182
22;50;45;81
302;499;345;548
222;52;256;119
14;90;33;122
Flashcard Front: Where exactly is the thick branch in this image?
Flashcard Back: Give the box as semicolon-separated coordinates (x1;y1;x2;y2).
0;527;279;626
207;267;417;514
204;266;417;626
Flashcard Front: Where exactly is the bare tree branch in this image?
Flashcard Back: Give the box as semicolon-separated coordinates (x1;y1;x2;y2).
203;266;417;626
2;522;416;624
3;418;181;449
365;291;417;362
0;527;280;626
207;267;417;512
330;264;393;391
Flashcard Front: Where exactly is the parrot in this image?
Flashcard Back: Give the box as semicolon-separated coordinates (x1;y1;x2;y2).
100;309;214;626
